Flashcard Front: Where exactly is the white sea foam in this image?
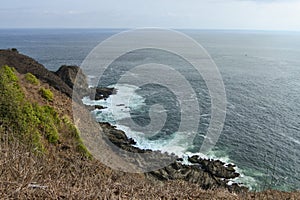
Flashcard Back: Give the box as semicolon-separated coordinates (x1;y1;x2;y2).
83;84;146;124
117;124;196;157
82;83;258;190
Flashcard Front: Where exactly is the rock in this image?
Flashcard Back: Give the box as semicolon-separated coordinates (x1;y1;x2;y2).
171;162;181;170
99;122;143;153
10;48;18;53
226;164;236;172
128;138;136;145
228;183;249;194
148;163;221;190
187;156;240;179
55;65;90;98
150;169;169;181
188;155;200;163
92;87;116;100
94;105;105;110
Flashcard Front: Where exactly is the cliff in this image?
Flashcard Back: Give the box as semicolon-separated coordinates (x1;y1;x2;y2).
0;49;73;98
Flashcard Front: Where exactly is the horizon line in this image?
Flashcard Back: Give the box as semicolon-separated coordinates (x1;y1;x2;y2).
0;27;300;33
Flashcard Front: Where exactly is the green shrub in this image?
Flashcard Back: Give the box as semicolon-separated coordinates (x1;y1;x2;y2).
0;66;59;150
35;105;60;144
20;103;44;150
25;73;40;85
0;65;90;156
62;116;92;159
0;65;24;125
39;88;54;101
77;140;92;159
0;65;44;152
1;65;18;82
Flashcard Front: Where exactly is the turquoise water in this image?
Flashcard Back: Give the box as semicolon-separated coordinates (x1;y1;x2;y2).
1;29;299;191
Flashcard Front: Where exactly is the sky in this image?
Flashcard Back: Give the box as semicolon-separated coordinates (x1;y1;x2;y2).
1;0;300;31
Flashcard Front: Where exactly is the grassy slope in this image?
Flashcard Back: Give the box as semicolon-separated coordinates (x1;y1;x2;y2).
0;65;299;199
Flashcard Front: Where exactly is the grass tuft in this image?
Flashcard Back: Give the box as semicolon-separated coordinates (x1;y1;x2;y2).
39;87;54;101
62;116;92;159
25;72;40;85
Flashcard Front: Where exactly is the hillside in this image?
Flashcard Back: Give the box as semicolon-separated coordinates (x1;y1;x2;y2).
0;49;299;199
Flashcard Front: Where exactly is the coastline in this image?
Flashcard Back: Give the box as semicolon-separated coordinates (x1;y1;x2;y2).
83;85;249;193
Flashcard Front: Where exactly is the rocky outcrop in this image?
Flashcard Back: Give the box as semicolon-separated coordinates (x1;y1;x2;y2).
55;65;90;98
93;87;116;100
148;157;247;193
188;155;240;179
55;65;87;89
55;65;116;101
99;122;138;152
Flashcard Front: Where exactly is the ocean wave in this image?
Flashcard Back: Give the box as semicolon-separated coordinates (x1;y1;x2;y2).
82;83;259;190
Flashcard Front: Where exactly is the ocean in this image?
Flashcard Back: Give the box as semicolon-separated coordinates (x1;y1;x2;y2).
1;29;299;191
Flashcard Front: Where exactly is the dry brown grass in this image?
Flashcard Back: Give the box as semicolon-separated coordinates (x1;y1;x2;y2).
0;135;241;200
1;139;298;200
18;72;73;118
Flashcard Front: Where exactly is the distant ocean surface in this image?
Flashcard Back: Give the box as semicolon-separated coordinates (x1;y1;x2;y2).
1;29;300;191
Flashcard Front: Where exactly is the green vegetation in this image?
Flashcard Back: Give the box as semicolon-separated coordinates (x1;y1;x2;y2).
0;65;43;152
35;105;60;143
39;87;54;101
25;72;40;85
0;65;90;155
62;116;92;159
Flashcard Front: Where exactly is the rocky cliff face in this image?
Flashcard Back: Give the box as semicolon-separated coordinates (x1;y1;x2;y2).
55;65;116;100
55;65;90;98
55;65;86;89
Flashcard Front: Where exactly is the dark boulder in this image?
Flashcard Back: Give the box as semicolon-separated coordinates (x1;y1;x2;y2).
92;87;116;100
188;155;200;163
95;105;105;110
